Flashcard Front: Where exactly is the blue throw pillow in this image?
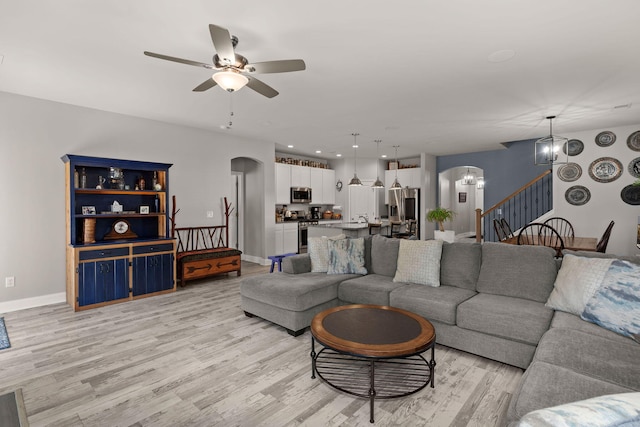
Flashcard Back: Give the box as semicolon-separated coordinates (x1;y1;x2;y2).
580;259;640;343
327;238;367;275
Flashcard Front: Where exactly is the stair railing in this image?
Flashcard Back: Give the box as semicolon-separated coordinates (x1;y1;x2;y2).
475;169;553;242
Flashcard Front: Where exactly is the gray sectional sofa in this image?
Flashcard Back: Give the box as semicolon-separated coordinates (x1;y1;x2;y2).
239;236;640;425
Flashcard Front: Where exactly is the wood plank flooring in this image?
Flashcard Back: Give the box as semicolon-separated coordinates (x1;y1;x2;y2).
0;262;523;426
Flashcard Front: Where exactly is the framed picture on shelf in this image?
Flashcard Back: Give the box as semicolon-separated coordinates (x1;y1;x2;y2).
82;206;96;215
139;206;150;214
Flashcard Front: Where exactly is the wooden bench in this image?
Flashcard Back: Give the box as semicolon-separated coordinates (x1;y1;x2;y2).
172;197;242;286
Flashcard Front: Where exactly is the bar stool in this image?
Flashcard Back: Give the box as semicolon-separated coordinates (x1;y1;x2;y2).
267;253;296;273
369;223;382;235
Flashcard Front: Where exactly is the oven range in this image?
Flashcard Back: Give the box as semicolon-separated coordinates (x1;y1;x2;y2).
298;220;318;253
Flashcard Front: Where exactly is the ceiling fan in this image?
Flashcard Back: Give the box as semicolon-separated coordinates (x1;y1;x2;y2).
144;24;306;98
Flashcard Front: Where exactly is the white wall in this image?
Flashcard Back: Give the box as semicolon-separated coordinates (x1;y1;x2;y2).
0;92;275;308
552;123;640;256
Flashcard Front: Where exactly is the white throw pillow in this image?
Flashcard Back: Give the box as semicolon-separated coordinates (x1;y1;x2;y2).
308;234;346;273
545;254;613;315
393;239;443;287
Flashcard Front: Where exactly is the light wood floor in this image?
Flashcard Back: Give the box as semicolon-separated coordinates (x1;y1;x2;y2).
0;262;523;426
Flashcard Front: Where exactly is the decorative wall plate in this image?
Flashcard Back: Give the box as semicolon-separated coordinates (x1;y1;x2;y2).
595;131;616;147
562;139;584;156
565;185;591;206
588;157;622;183
629;157;640;178
620;185;640;205
628;131;640;151
557;163;582;182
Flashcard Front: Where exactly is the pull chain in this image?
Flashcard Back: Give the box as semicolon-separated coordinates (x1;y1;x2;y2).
227;93;234;129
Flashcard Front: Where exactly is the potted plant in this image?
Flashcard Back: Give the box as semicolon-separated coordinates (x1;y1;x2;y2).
426;207;455;242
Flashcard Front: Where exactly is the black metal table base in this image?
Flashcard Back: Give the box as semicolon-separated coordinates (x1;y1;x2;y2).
311;338;436;423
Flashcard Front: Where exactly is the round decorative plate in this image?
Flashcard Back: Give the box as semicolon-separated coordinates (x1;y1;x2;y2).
557;163;582;182
562;139;584;156
620;185;640;205
588;157;623;183
565;185;591;206
595;131;616;147
628;131;640;151
629;157;640;178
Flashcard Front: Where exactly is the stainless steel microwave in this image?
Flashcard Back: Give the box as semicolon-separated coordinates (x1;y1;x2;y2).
291;187;312;203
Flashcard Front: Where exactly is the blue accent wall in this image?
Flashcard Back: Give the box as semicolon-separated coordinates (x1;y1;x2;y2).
437;139;548;208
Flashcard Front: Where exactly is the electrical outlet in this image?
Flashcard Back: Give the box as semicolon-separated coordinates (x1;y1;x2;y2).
5;276;15;288
206;211;214;218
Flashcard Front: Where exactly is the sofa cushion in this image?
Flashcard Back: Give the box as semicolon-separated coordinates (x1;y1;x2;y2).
389;284;476;325
533;327;640;391
457;293;553;345
393;239;443;287
514;392;640;427
282;253;311;274
308;234;346;272
240;272;358;311
545;254;613;315
476;243;558;303
508;361;635;423
581;259;640;342
370;235;399;277
327;238;367;275
338;274;407;306
440;242;482;290
550;311;637;345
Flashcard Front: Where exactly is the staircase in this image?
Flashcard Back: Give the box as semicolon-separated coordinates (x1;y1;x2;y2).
475;169;552;242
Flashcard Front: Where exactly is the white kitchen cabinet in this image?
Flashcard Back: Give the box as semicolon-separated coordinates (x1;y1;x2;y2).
322;169;336;205
275;222;299;254
310;168;323;204
275;163;291;204
291;165;311;188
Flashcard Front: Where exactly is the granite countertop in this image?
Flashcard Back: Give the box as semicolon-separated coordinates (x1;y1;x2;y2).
309;220;389;230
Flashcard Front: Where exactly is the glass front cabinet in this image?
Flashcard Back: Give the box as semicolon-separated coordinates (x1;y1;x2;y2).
62;155;176;311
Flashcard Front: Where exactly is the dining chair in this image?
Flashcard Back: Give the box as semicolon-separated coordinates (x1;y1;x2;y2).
596;220;615;253
517;223;565;256
543;217;575;237
407;219;418;236
493;219;508;241
368;223;382;235
500;218;514;238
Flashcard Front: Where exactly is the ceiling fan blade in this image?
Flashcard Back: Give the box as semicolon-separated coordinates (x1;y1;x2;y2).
246;76;279;98
209;24;235;66
193;78;217;92
245;59;306;74
144;51;214;69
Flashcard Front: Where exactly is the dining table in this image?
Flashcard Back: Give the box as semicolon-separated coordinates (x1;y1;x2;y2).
502;235;598;252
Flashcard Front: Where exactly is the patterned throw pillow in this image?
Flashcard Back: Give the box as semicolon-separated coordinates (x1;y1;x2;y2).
546;254;613;315
327;238;367;275
308;234;346;272
581;259;640;342
393;239;443;287
515;392;640;427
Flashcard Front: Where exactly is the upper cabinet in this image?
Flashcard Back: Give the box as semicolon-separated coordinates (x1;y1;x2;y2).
275;163;335;205
290;165;311;188
321;169;336;205
275;163;292;204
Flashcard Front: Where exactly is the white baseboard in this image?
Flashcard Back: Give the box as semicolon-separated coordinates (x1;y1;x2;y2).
0;292;66;314
241;254;269;266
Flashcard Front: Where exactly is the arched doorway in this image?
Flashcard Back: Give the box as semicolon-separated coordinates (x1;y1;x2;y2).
438;166;484;237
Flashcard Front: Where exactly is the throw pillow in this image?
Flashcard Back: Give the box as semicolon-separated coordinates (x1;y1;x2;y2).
545;254;613;315
515;392;640;427
581;259;640;342
308;234;346;273
393;239;443;287
327;238;367;275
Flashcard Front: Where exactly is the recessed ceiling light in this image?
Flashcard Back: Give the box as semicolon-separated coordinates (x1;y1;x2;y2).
352;145;359;148
336;154;342;157
287;145;294;148
381;154;387;158
315;150;322;154
488;49;516;63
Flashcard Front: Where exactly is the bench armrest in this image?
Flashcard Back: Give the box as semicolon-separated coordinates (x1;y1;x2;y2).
282;254;311;274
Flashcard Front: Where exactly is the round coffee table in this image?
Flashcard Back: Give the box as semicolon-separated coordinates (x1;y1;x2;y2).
310;304;436;423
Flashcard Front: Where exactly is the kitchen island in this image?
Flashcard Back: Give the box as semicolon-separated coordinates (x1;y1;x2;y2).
308;221;389;238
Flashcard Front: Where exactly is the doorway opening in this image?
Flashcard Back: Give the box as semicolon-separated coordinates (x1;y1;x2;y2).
438;166;484;238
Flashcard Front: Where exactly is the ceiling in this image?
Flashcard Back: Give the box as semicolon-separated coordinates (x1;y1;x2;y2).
1;1;639;160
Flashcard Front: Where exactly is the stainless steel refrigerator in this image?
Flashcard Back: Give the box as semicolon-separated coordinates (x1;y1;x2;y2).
388;187;420;235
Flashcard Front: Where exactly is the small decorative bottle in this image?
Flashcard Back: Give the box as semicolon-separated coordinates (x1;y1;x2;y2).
154;195;159;213
138;175;145;190
80;168;87;189
74;168;79;189
152;171;158;190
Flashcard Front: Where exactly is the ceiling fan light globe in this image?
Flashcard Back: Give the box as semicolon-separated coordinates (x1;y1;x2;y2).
213;70;248;92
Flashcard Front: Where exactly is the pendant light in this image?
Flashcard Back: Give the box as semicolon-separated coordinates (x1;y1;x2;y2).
391;145;402;189
372;139;384;188
462;168;476;185
348;133;363;186
534;115;569;166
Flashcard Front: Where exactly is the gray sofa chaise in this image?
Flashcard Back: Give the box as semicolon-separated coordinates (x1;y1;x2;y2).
239;236;640;425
